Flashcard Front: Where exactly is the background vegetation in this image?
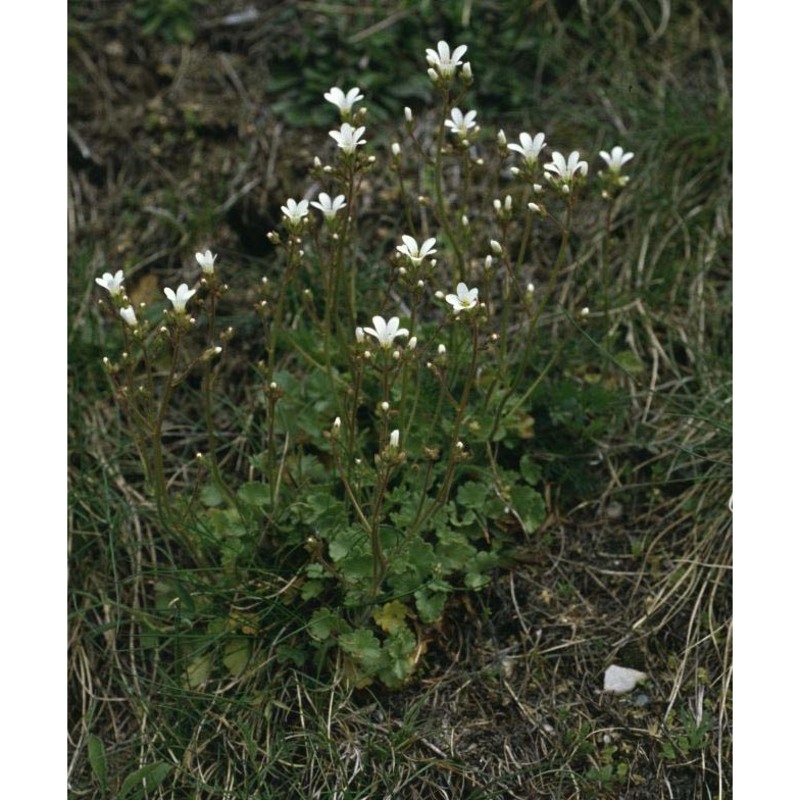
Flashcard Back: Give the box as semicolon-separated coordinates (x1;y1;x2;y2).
68;1;731;797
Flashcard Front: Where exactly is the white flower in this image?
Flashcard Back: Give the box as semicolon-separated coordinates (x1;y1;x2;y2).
362;315;409;348
119;306;138;327
389;429;400;448
164;283;197;313
444;108;478;138
323;86;363;113
281;198;310;224
446;282;479;313
329;123;366;154
508;132;547;165
195;249;217;275
310;192;346;219
599;146;634;173
396;234;437;265
425;41;468;78
544;151;588;185
95;270;125;296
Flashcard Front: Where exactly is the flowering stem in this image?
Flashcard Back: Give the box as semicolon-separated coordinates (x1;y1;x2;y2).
433;98;466;283
200;289;239;511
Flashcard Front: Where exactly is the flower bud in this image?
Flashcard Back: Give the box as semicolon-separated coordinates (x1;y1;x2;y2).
490;239;503;255
389;429;400;448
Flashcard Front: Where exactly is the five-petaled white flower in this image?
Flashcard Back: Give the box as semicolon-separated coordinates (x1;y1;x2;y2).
329;123;366;154
508;132;547;165
120;306;138;327
95;270;125;296
164;283;197;313
446;282;479;313
396;234;437;265
195;249;217;275
599;146;634;173
281;198;310;224
310;192;346;219
544;151;588;185
426;41;468;78
444;108;478;139
362;315;409;348
323;87;364;113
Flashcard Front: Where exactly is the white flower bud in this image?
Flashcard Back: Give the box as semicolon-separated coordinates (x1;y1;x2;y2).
381;401;390;412
313;156;322;168
526;283;535;295
528;202;542;214
404;106;413;123
355;326;365;343
389;429;400;448
490;239;502;254
427;67;438;82
333;416;341;432
484;255;493;270
437;344;446;355
408;336;417;349
461;62;472;80
510;166;521;176
391;142;401;156
461;214;469;227
120;306;138;327
580;307;590;317
493;199;501;211
434;290;445;299
497;129;507;147
504;195;513;211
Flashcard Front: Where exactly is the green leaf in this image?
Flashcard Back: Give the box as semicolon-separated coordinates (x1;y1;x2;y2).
339;628;383;671
509;484;546;534
414;587;449;622
200;482;224;507
87;734;107;791
308;608;346;641
372;600;409;633
223;639;250;677
436;530;476;571
185;653;212;689
464;572;491;589
519;454;542;486
614;349;645;375
456;481;489;510
237;482;272;507
119;762;173;799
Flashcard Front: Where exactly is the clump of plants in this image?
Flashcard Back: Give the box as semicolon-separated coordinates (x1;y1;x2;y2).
95;40;635;688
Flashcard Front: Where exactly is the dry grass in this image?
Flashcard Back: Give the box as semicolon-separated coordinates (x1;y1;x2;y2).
68;2;731;797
